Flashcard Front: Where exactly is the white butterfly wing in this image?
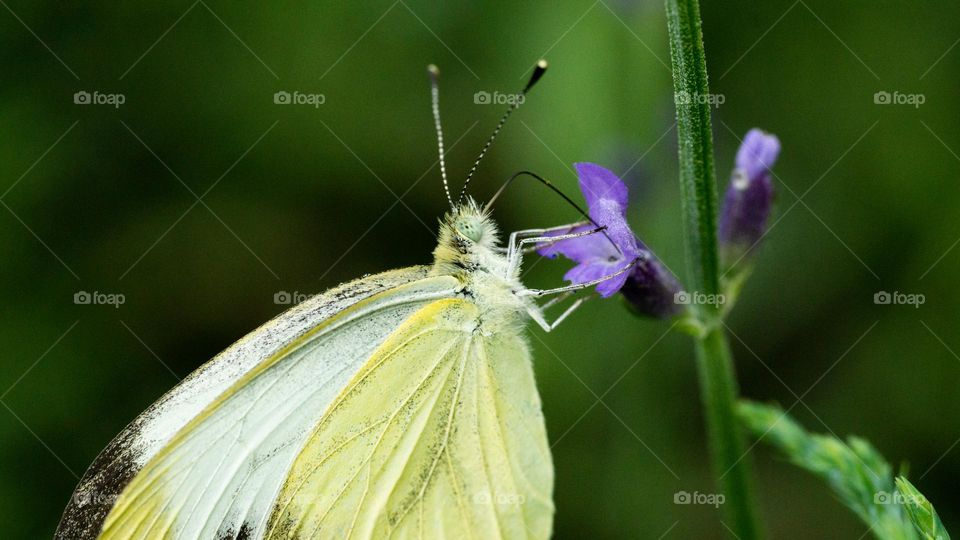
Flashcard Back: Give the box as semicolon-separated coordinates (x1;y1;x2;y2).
57;266;458;539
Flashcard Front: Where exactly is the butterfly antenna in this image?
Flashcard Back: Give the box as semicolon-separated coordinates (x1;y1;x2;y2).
457;59;549;206
427;64;454;210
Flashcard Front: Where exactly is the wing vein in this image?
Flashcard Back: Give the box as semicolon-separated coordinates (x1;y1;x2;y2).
291;333;461;539
444;446;476;540
389;335;473;534
473;341;506;540
479;341;532;540
267;326;445;534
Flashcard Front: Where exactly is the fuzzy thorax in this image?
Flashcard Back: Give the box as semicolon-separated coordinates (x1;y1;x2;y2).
431;199;533;335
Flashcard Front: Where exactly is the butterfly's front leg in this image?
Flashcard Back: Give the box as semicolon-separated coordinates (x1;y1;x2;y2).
505;224;604;277
497;221;589;256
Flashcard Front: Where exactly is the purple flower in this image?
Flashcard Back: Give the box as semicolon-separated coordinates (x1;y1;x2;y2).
718;129;780;264
538;163;681;318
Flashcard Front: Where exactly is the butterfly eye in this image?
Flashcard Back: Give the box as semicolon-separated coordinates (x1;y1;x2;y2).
455;217;483;242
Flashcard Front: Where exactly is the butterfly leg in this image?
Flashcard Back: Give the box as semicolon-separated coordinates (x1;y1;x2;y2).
528;309;552;332
499;221;590;259
539;291;573;311
527;294;592;331
507;226;606;277
517;257;641;298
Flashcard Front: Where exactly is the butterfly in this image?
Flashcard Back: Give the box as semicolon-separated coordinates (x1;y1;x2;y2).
57;60;633;540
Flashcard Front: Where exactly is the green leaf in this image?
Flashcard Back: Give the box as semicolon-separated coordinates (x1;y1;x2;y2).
895;477;951;540
738;401;920;540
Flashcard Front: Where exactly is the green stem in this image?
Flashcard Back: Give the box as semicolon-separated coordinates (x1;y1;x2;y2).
696;329;761;539
665;0;720;302
665;0;761;538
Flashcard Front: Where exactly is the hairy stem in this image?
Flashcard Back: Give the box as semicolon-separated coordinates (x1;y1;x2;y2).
665;0;761;537
665;0;719;301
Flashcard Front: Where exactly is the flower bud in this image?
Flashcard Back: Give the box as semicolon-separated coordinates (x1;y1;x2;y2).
719;129;780;266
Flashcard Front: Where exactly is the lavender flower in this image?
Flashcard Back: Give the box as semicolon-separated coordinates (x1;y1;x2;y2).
718;129;781;266
538;163;682;318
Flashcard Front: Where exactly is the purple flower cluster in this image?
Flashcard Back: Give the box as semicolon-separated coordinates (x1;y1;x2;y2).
539;128;779;317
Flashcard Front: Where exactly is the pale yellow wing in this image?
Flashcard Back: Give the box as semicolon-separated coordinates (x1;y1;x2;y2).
93;270;459;539
265;298;554;540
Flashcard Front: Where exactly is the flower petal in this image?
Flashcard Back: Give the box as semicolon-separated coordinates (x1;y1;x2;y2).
735;129;780;182
574;162;628;210
537;223;616;261
590;199;638;253
536;166;637;263
564;259;631;298
595;270;630;297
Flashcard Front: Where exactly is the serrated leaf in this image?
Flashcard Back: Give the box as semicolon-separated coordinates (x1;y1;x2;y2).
738;401;920;540
895;477;950;540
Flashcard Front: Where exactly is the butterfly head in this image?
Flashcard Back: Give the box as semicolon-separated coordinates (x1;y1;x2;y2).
432;199;506;276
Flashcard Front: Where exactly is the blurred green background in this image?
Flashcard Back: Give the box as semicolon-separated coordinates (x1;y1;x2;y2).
2;1;958;538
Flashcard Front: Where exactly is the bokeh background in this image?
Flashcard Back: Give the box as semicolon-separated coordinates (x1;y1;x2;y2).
2;1;959;538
